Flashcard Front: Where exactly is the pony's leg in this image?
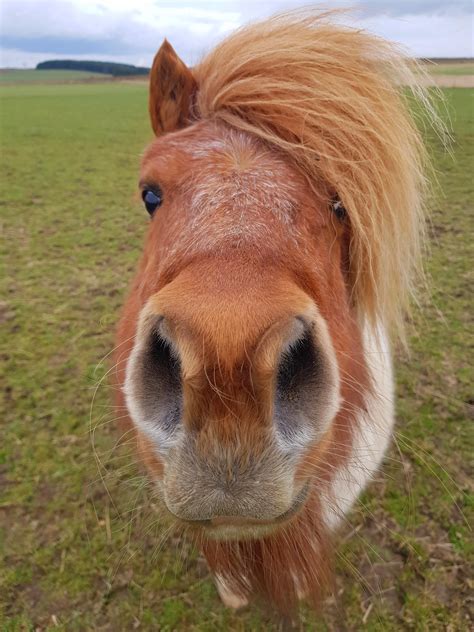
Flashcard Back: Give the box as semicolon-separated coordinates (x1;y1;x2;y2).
214;574;249;609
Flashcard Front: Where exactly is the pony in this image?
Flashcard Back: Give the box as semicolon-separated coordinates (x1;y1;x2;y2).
115;10;437;614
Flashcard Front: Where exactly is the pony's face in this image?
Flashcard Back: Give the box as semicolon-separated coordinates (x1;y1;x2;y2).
123;121;368;540
120;42;369;541
114;13;429;607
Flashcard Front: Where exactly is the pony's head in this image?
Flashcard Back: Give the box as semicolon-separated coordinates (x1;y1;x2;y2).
117;12;435;610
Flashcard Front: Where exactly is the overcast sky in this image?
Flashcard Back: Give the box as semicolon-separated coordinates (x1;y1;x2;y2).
1;0;472;68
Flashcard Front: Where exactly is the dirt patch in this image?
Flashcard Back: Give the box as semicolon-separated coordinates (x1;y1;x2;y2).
422;74;474;88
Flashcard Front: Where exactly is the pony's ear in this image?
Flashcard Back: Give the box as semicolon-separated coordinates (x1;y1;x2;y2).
149;40;197;135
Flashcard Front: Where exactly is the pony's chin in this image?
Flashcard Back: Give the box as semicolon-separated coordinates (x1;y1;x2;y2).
199;521;280;541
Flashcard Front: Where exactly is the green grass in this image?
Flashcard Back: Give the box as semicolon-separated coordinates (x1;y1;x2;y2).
0;82;472;630
0;69;112;83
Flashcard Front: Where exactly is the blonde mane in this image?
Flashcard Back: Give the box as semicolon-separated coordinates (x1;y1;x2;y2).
194;10;440;341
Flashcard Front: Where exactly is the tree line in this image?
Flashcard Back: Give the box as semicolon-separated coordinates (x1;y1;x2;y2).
36;60;150;77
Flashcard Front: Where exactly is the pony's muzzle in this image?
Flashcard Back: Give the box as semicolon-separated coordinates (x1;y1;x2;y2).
160;436;299;524
160;477;313;542
124;285;341;530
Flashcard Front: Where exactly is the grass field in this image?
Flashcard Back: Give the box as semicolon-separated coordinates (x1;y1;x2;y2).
0;80;472;630
0;69;112;84
428;62;474;76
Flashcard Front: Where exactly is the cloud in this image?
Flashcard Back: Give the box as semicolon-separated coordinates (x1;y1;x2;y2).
1;0;472;68
0;0;245;64
356;0;472;17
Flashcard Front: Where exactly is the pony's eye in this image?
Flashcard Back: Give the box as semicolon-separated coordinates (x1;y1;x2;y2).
141;188;163;216
331;196;346;221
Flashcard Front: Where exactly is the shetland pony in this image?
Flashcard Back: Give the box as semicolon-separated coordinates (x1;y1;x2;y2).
115;11;436;613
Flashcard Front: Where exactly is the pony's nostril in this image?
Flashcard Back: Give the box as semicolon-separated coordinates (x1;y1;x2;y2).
125;318;183;448
277;328;319;398
147;330;181;390
274;327;322;442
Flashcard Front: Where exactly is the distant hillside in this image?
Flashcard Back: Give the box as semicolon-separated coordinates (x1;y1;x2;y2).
36;60;149;77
